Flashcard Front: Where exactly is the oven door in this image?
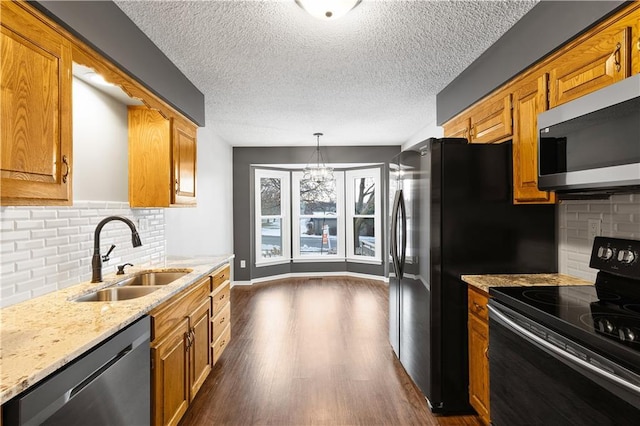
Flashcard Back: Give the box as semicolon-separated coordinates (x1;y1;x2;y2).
488;302;640;426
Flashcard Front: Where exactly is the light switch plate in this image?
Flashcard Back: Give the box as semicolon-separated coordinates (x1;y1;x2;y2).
240;260;246;268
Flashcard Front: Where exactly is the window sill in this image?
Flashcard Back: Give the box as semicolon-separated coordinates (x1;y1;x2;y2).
346;257;382;265
255;259;290;268
292;257;346;263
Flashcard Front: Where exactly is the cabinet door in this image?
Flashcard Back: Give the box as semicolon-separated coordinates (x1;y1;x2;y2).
468;313;490;425
549;25;631;108
469;94;512;144
442;115;470;140
189;298;211;401
128;107;171;207
512;75;556;204
1;2;72;205
152;319;189;426
172;119;197;206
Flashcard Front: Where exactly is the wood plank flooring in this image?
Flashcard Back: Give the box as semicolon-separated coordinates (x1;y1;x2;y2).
179;277;481;426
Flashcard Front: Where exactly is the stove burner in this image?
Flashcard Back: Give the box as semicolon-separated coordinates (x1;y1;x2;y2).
520;288;619;306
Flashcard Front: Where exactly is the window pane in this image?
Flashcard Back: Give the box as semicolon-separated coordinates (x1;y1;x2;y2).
299;178;337;215
299;218;338;256
354;177;375;214
353;218;375;256
261;218;282;258
261;178;281;215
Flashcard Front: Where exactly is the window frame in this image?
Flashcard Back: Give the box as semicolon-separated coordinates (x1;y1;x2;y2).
291;171;345;262
345;167;382;264
254;168;291;267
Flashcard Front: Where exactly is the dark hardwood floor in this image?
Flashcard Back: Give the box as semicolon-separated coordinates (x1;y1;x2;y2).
179;277;481;426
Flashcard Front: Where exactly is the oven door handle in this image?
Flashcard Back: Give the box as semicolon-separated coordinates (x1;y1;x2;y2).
488;304;640;397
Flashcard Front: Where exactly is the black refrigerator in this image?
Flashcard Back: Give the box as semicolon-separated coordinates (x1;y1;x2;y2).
388;138;557;413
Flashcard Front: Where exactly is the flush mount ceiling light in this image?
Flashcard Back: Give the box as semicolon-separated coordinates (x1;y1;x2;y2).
295;0;362;20
303;133;334;182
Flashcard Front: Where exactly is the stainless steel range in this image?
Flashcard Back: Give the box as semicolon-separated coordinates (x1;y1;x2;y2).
488;237;640;425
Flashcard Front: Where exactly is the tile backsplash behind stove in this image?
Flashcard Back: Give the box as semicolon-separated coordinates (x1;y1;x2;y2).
558;192;640;282
0;202;165;307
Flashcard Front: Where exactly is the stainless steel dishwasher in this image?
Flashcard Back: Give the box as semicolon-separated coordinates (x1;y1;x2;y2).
3;316;151;426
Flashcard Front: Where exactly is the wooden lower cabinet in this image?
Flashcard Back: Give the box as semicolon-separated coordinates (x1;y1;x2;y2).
149;263;232;426
151;318;190;426
150;276;211;426
189;298;212;401
468;286;490;426
210;264;231;365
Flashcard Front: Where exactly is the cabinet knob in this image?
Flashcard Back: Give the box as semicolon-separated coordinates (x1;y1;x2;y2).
219;317;225;324
175;179;179;194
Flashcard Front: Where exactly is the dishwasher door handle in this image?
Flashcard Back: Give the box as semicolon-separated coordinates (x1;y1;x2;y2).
69;344;133;399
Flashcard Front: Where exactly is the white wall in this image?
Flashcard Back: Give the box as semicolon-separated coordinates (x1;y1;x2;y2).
557;192;640;281
165;124;233;256
72;78;129;201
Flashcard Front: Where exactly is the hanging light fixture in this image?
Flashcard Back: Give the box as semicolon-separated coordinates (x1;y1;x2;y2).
295;0;362;20
303;133;334;182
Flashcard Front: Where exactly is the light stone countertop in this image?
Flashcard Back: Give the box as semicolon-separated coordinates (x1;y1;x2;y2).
461;273;593;294
0;254;233;404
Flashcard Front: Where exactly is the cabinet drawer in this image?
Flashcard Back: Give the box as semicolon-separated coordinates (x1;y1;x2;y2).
211;282;230;316
211;264;230;291
468;287;489;322
212;302;231;343
212;324;231;365
151;277;210;340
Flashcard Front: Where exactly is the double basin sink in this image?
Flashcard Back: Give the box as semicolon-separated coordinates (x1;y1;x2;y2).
74;271;190;302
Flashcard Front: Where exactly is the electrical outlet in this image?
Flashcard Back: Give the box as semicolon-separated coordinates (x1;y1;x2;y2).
137;218;149;231
240;260;246;268
588;219;601;240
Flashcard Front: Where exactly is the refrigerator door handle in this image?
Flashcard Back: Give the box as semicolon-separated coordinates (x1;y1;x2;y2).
398;189;407;279
390;190;401;277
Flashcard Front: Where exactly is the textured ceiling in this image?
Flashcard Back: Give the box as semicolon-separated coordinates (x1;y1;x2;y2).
114;0;538;147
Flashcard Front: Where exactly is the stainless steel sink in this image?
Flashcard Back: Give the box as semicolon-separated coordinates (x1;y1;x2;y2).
74;286;161;302
117;271;189;286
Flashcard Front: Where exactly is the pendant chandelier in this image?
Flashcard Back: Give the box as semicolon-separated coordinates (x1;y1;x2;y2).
303;133;334;182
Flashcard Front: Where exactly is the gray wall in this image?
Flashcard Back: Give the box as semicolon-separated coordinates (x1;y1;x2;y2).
233;146;401;282
33;0;205;126
436;0;626;124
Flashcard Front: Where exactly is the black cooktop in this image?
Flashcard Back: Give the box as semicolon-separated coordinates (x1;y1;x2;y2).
490;282;640;373
490;237;640;372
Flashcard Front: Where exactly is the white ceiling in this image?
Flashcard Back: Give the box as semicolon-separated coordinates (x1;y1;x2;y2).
114;0;538;147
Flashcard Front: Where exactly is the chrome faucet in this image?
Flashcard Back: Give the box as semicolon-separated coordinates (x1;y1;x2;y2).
92;216;142;282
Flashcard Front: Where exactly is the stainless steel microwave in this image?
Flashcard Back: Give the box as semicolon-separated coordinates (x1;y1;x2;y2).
537;73;640;194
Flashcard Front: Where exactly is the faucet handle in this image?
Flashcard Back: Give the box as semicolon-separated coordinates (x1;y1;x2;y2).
102;244;116;262
117;263;134;275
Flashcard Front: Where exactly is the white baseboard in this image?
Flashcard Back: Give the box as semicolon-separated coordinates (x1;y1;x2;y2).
231;271;388;287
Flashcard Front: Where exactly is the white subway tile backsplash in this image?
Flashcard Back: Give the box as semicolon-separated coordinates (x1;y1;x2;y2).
30;229;57;239
0;203;165;308
16;258;45;272
558;192;640;281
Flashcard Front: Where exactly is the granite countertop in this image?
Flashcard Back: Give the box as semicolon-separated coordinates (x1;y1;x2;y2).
461;273;593;294
0;254;234;404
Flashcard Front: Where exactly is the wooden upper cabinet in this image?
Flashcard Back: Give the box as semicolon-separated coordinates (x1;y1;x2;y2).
128;107;197;207
442;115;470;140
512;75;556;205
172;118;197;205
1;1;72;205
549;24;631;108
469;93;512;144
443;93;512;144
